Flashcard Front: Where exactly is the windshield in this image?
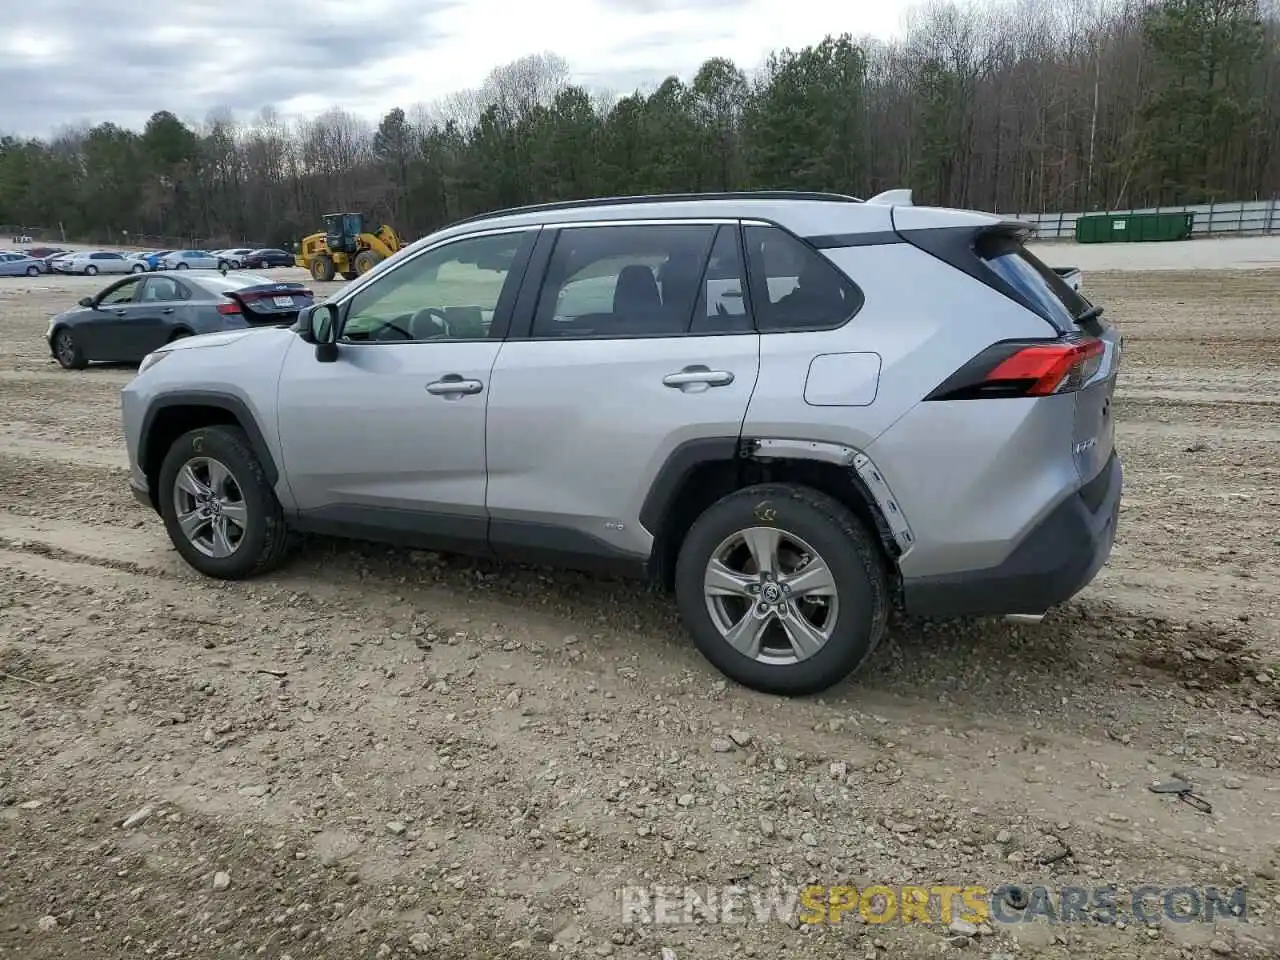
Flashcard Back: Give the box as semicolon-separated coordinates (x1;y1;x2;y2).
977;234;1090;332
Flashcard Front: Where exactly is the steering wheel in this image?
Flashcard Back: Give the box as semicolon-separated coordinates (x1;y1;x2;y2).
370;313;415;340
409;307;451;339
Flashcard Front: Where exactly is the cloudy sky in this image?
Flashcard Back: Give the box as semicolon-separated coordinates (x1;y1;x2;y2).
2;0;920;137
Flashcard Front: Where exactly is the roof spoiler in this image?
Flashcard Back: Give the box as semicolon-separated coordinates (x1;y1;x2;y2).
866;188;913;206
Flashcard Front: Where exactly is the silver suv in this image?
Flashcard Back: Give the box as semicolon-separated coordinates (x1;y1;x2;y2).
121;190;1123;696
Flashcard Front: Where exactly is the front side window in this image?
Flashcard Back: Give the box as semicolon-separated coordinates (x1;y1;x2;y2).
342;231;532;342
99;279;142;305
743;225;863;332
532;224;722;338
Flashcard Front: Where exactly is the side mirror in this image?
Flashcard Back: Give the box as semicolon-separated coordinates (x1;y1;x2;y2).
78;296;93;308
310;303;340;362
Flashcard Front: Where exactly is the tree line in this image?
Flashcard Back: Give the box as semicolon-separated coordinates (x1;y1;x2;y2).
1;0;1276;250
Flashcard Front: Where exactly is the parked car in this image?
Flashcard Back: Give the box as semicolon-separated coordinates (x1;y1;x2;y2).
48;271;314;370
119;189;1122;696
25;246;66;260
160;250;231;271
132;250;173;271
240;248;295;269
52;250;145;275
215;248;256;268
0;251;46;276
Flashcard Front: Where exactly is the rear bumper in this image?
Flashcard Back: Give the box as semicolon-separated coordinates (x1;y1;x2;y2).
902;452;1122;618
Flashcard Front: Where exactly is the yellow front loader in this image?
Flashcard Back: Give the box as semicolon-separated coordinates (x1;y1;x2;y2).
296;212;401;282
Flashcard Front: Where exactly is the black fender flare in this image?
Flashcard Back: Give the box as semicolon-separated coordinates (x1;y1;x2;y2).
638;437;741;535
138;391;279;486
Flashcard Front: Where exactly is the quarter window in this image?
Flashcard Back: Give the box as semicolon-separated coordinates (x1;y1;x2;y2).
342;231;532;342
743;225;863;332
532;224;721;338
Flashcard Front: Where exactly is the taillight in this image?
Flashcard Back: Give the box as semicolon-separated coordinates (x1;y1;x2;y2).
216;302;241;315
926;337;1104;401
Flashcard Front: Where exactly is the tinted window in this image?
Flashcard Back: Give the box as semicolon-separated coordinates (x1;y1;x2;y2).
532;224;718;338
689;225;751;335
342;231;532;342
743;225;863;332
978;235;1088;332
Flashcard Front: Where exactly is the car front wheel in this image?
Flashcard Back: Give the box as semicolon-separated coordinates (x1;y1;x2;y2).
26;266;39;276
52;328;87;370
84;265;98;276
157;426;294;579
175;262;189;270
674;483;889;697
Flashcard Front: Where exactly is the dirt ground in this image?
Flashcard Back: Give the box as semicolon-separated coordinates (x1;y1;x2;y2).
1;264;1278;960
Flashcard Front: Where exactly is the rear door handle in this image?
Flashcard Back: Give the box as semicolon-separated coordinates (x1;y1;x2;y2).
426;375;483;396
663;366;734;388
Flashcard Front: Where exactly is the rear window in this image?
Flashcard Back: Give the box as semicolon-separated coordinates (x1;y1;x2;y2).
206;273;275;292
978;235;1089;331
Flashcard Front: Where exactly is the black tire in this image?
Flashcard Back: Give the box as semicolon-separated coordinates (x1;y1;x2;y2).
340;270;358;281
217;260;230;273
310;255;335;282
674;483;889;696
131;263;145;274
52;327;87;370
84;265;98;276
175;262;189;270
353;250;382;275
157;425;293;579
26;265;39;277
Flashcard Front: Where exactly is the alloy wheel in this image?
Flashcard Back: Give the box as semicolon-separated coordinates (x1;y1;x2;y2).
703;526;839;665
172;457;249;559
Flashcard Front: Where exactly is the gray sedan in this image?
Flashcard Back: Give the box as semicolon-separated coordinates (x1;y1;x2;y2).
46;271;315;369
0;251;46;276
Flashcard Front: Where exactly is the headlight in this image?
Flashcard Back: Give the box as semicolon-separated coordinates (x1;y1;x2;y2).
138;350;171;374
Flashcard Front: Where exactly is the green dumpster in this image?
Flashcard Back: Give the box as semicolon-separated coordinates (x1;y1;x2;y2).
1075;212;1195;243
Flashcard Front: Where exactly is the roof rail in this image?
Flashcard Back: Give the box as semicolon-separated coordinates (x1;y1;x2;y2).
447;190;864;228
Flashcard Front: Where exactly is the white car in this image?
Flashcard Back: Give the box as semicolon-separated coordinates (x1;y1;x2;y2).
53;251;146;276
216;248;255;268
161;250;231;271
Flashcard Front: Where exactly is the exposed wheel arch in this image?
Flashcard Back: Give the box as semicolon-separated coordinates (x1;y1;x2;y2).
645;439;901;593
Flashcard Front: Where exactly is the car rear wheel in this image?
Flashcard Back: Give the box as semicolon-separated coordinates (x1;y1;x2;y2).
158;426;294;579
52;328;87;370
84;265;98;276
26;266;39;277
674;483;889;696
175;262;189;270
131;263;145;274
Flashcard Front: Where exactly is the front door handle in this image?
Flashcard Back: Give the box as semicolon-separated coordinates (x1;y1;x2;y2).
663;365;735;388
161;308;174;315
426;375;483;397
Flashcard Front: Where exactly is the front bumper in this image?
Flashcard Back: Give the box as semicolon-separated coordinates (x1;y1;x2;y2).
902;452;1123;618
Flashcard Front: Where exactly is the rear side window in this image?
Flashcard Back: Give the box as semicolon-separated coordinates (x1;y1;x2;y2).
977;234;1088;332
532;224;719;338
743;225;863;332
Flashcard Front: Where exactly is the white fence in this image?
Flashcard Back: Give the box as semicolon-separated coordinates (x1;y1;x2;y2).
1006;198;1279;240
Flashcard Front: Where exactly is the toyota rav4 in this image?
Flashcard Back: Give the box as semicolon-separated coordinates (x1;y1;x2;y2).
120;189;1123;696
